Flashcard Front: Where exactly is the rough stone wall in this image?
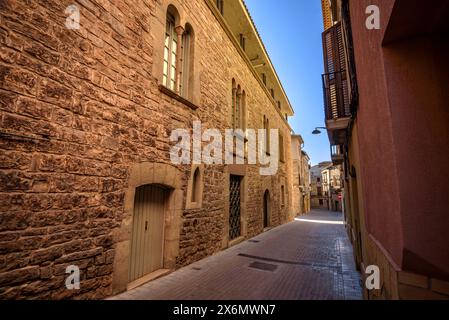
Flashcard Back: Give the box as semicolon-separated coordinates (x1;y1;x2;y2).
0;0;293;299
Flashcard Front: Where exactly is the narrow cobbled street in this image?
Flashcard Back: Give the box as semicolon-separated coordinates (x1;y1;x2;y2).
111;210;362;300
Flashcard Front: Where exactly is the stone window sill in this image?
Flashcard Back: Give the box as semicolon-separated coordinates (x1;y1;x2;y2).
186;201;202;210
158;85;199;111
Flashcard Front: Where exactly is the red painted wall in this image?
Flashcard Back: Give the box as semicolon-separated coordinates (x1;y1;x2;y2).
350;0;449;279
349;0;403;265
383;36;449;279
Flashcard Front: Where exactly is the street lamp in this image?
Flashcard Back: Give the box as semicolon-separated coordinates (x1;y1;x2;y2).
312;127;326;135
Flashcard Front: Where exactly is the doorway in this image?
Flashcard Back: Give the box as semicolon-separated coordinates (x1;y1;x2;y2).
229;175;242;240
129;184;168;283
263;190;270;228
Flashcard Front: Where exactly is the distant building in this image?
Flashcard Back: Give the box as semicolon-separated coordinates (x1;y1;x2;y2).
310;162;332;210
321;165;342;212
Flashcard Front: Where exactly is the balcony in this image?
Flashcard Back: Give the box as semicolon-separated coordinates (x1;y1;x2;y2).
331;144;344;165
322;70;351;145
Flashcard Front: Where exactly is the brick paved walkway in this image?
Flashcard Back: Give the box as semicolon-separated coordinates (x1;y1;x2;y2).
110;210;363;300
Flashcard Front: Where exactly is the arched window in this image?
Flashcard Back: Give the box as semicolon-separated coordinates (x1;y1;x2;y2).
263;115;269;153
281;185;285;207
163;7;194;100
231;81;247;130
180;24;194;99
241;90;246;131
191;167;201;203
186;165;203;209
232;79;237;129
163;8;179;91
265;117;270;153
236;86;243;128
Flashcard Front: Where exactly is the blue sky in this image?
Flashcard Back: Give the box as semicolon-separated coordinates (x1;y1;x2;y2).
245;0;329;165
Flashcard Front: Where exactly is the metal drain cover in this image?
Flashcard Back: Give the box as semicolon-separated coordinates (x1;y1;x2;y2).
248;261;278;272
248;240;260;243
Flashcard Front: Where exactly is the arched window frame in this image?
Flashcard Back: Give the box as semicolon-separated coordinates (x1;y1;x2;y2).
265;117;270;154
235;85;241;129
163;8;180;91
241;90;247;132
232;79;237;129
186;165;204;209
162;6;195;101
231;81;247;131
180;23;194;99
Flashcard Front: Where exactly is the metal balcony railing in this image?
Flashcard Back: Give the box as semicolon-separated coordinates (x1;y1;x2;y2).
322;70;351;121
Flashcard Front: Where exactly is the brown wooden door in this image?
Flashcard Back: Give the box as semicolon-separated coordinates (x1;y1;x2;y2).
129;185;167;282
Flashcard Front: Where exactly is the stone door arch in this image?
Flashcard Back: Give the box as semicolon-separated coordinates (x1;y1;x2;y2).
112;163;183;294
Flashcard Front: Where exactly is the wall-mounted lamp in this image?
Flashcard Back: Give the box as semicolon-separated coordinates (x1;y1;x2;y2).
312;127;327;135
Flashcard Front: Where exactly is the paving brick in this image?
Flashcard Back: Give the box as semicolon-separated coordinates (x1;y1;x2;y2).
110;210;363;300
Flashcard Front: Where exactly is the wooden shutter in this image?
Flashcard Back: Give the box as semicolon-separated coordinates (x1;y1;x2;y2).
322;22;350;119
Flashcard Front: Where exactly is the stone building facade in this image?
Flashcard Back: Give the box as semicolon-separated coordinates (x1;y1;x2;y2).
291;135;310;216
0;0;295;299
300;151;311;213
